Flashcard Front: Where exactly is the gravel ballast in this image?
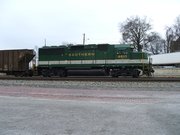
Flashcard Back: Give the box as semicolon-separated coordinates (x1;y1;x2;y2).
0;80;180;91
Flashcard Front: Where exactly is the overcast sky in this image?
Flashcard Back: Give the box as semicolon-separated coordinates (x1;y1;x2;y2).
0;0;180;49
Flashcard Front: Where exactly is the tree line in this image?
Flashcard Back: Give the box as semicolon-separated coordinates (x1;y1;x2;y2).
119;15;180;54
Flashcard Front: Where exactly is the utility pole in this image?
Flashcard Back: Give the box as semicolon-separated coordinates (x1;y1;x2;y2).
44;38;47;46
83;33;85;45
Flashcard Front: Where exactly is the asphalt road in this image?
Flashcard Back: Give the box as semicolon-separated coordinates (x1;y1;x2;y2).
0;85;180;135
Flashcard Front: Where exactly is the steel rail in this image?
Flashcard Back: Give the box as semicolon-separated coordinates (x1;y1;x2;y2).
0;76;180;82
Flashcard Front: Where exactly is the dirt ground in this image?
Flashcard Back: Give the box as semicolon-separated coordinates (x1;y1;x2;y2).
0;85;180;135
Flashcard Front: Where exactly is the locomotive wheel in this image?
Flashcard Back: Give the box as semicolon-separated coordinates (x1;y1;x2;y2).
112;75;118;78
62;70;67;77
132;69;140;78
146;72;152;77
42;69;51;77
104;68;110;76
110;72;118;78
58;69;67;77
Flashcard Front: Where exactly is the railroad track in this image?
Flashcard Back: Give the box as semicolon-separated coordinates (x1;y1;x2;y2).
0;76;180;82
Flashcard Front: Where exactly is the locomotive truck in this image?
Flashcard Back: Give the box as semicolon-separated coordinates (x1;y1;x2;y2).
38;44;154;78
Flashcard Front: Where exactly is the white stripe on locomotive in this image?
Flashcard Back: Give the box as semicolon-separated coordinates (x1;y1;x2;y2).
39;59;149;65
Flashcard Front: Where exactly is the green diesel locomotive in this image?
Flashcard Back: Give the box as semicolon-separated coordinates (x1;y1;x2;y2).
38;44;153;77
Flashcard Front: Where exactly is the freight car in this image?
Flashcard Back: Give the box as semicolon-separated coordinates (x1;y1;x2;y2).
0;49;35;76
38;44;154;77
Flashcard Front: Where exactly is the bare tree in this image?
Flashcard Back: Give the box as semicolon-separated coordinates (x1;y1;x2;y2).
173;15;180;39
164;15;180;53
142;31;165;54
149;38;165;54
164;27;174;53
172;15;180;40
120;16;159;52
144;32;161;49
